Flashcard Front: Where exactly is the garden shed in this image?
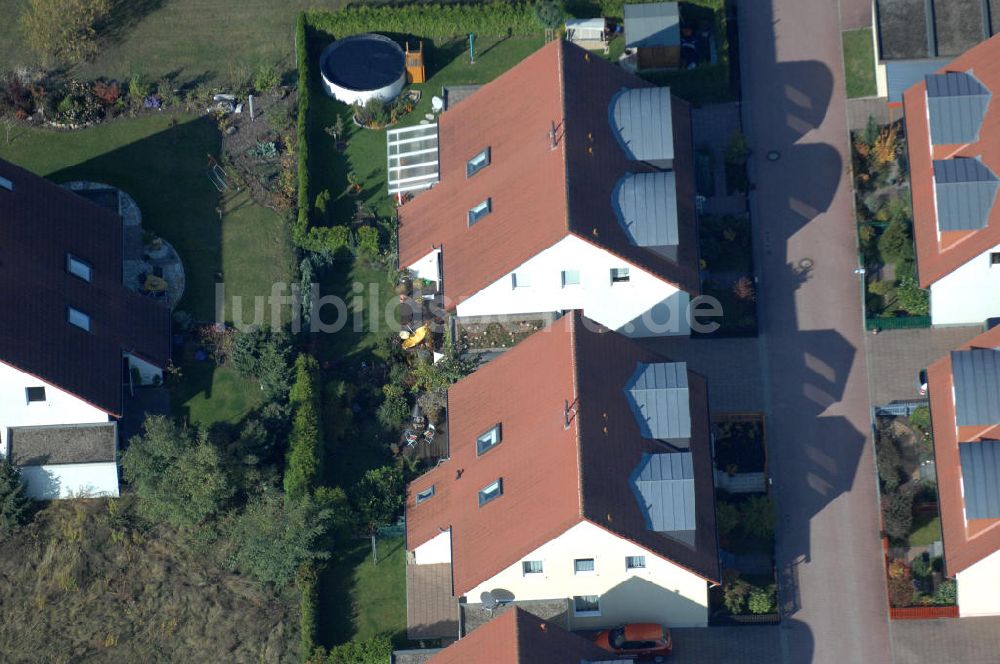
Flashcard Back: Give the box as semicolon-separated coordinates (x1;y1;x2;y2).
565;18;608;51
624;1;681;70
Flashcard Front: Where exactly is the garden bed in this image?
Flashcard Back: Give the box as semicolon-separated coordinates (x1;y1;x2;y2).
697;214;757;337
457;319;547;351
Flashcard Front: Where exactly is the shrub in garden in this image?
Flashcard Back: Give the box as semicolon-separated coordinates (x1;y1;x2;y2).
878;218;913;263
314;189;331;221
309;636;393;664
356;226;380;258
875;425;904;492
748;585;777;614
895;276;929;316
231;326;294;401
740;494;775;540
882;486;914;541
253;63;280;94
716;500;740;537
284;354;324;502
887;559;915;607
0;460;32;537
377;383;410;430
723;577;751;614
932;579;956;605
533;0;565;29
306;4;539;40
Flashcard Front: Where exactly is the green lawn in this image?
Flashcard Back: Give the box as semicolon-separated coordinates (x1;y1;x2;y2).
843;28;877;98
0;0;352;86
319;537;407;648
909;514;942;547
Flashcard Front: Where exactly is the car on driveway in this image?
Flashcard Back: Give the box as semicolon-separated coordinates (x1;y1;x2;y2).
593;623;672;660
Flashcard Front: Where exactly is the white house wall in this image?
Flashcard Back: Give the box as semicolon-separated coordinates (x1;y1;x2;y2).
930;243;1000;326
19;462;120;500
414;529;452;565
464;520;708;628
407;248;442;286
454;236;690;337
0;361;109;456
957;547;1000;617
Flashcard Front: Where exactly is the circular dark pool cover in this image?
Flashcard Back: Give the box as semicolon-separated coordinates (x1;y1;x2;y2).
320;34;405;92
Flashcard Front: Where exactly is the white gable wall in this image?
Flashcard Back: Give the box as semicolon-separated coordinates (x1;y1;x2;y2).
454;236;690;337
930;243;1000;326
957;547;1000;617
0;361;109;456
414;529;453;565
464;520;708;628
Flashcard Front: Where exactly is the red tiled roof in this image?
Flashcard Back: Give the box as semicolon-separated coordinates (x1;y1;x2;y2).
398;39;700;310
0;159;171;416
904;35;1000;287
426;606;610;664
405;312;719;597
928;324;1000;574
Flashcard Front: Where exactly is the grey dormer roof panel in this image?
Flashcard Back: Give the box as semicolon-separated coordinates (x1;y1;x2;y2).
925;72;991;145
885;58;950;103
959;440;1000;520
609;87;674;162
952;348;1000;426
613;171;679;247
630;452;695;532
933;159;1000;231
624;362;690;440
623;1;680;48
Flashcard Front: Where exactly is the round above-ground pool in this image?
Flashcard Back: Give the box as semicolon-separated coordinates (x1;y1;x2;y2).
319;34;406;105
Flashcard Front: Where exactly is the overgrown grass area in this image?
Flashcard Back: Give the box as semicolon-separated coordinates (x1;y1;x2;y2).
842;28;877;99
319;537;407;647
0;499;299;662
307;31;544;225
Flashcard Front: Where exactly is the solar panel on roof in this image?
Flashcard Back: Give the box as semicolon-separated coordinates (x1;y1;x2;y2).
629;452;696;533
624;362;690;441
925;71;991;145
959;440;1000;519
933;158;1000;231
951;348;1000;426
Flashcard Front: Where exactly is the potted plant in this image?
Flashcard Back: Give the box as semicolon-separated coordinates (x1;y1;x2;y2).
347;173;361;196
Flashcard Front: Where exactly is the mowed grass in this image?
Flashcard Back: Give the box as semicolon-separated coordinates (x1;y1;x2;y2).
0;0;351;84
319;537;407;647
909;514;942;547
843;28;877;98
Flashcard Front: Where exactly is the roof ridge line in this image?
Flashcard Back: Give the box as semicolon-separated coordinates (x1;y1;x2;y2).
557;39;571;234
568;311;585;519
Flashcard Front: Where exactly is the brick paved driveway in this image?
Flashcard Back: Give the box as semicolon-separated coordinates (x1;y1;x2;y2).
892;617;1000;664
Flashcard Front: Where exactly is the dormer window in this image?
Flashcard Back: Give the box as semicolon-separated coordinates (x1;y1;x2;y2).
478;478;503;507
476;424;502;455
67;254;92;282
468;198;492;226
68;307;91;331
466;147;491;177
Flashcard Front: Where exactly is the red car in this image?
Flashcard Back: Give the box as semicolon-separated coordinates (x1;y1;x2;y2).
593;623;672;659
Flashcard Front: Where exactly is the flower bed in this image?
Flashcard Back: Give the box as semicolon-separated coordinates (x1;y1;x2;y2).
458;319;546;350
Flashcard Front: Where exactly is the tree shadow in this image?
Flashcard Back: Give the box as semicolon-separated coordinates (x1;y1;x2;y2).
98;0;167;49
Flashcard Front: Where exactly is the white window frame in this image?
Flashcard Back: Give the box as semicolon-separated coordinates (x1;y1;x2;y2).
468;198;492;226
625;555;646;571
610;267;631;284
466;147;491;178
521;560;544;575
573;558;596;574
573;595;601;617
68;307;91;331
478;478;503;507
561;269;581;287
66;254;93;282
415;485;435;504
25;386;47;404
476;424;502;456
511;272;531;289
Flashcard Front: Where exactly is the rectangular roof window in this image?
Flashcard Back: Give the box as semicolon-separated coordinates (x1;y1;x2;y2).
467;147;491;178
68;307;91;331
416;485;435;504
478;478;503;507
468;198;492;226
67;254;92;282
476;424;502;455
0;175;12;192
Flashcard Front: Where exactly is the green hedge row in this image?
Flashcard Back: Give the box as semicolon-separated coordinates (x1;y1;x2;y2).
306;3;540;39
297;561;320;662
285;354;324;502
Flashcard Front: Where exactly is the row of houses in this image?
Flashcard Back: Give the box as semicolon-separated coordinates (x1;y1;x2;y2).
393;38;726;660
0;160;170;500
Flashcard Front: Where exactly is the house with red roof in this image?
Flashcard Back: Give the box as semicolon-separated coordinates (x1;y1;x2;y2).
927;323;1000;616
0;158;170;500
404;312;719;639
902;34;1000;326
398;39;700;337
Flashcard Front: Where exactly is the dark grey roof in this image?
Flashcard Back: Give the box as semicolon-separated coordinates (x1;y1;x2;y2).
609;87;674;162
933;159;999;231
613;171;678;248
885;58;949;102
959;440;1000;519
624;361;691;440
925;72;991;145
875;0;998;61
952;348;1000;426
629;452;695;533
8;423;117;466
623;1;680;48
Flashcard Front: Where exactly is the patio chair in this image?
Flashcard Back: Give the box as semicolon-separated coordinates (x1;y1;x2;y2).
404;430;419;447
423;423;436;444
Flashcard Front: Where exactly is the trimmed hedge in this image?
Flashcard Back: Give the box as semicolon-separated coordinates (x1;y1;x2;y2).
284;354;324;502
297;561;320;662
306;4;539;39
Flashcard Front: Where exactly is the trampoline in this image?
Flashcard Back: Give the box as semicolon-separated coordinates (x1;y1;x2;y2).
319;34;406;105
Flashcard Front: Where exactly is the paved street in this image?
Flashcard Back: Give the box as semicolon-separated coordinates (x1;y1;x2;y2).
892;618;1000;664
740;0;892;661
